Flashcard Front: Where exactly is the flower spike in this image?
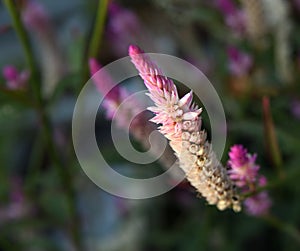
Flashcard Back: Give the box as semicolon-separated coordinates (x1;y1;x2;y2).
129;45;241;212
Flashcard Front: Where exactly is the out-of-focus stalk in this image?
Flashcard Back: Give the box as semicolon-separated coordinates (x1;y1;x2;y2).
3;1;84;250
262;96;284;178
88;0;109;58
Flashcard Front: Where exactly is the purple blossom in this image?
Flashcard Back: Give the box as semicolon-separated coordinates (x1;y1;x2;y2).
2;65;29;90
228;145;272;216
227;47;252;76
228;145;260;187
244;176;272;216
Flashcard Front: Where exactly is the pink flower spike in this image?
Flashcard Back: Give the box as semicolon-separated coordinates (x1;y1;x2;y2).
89;58;101;76
88;58;144;130
128;44;142;56
227;145;260;187
244;176;272;216
244;191;272;216
129;45;241;212
129;45;177;95
88;58;120;102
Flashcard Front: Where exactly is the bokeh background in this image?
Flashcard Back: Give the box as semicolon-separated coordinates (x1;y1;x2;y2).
1;0;300;250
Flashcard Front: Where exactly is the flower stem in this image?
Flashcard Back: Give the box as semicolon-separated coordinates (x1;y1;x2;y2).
2;0;40;102
88;0;109;58
78;0;108;93
262;96;284;178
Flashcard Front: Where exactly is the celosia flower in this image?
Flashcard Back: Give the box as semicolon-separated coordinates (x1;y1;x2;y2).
89;58;121;102
129;45;241;212
228;144;259;187
89;58;136;125
244;176;272;216
227;47;252;76
227;145;272;215
2;65;29;90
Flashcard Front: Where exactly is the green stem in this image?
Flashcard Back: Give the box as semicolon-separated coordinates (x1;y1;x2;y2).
262;214;300;245
88;0;109;58
2;0;40;102
78;0;108;93
3;2;83;250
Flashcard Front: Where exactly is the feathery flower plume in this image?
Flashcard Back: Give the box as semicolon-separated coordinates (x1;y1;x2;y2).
228;145;272;215
129;45;241;212
2;65;29;90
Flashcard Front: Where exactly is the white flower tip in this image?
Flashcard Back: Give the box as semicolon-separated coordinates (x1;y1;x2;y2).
182;111;200;121
178;91;193;108
147;106;160;113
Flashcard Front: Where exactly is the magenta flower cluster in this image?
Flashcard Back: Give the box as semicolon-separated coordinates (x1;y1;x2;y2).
228;145;272;216
2;65;29;90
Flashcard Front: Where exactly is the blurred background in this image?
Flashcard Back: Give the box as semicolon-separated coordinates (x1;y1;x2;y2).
1;0;300;250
